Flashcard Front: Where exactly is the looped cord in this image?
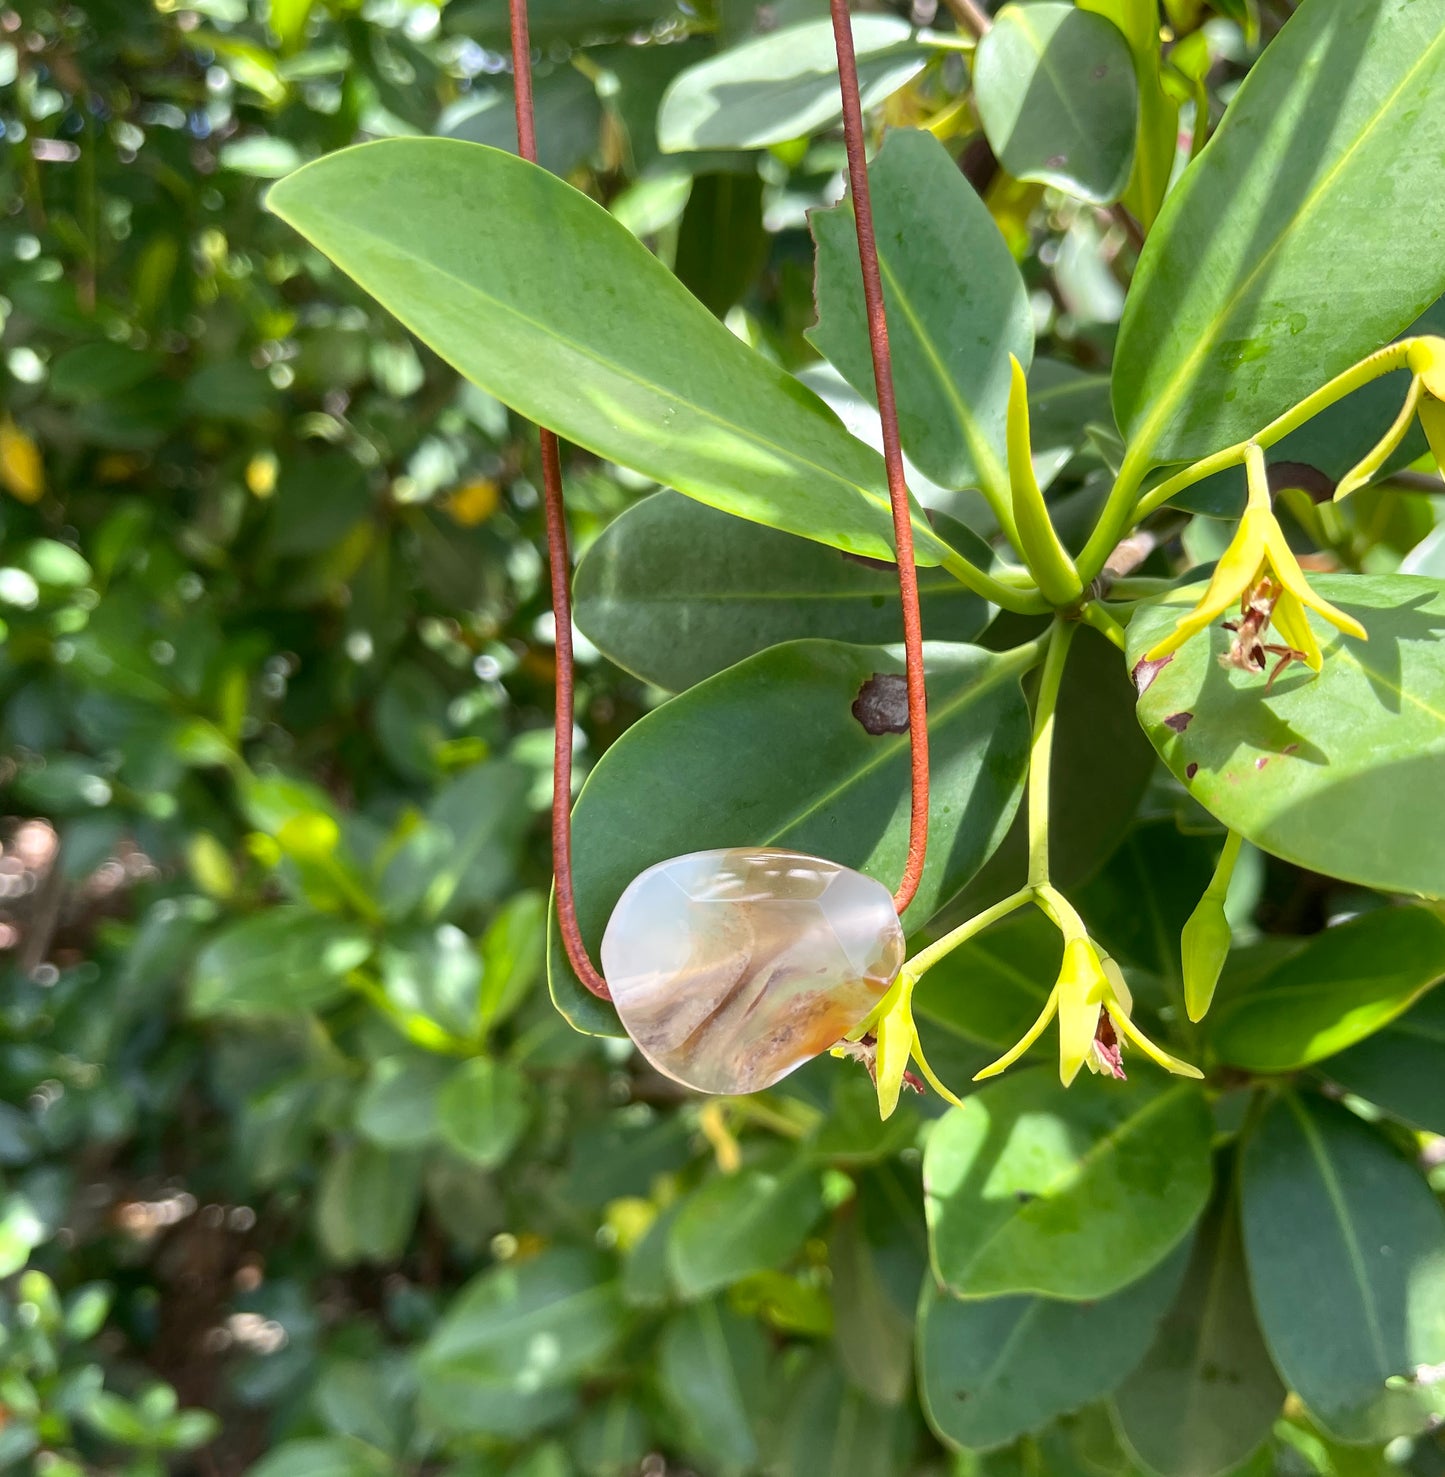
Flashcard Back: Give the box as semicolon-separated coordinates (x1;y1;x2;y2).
508;0;933;1000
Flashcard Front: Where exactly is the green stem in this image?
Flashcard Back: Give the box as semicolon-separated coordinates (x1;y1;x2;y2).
1076;602;1127;651
1076;337;1428;584
940;548;1049;612
903;886;1033;983
1027;617;1076;888
1033;882;1089;941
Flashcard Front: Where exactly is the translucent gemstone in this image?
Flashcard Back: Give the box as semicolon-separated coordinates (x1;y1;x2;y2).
600;847;905;1096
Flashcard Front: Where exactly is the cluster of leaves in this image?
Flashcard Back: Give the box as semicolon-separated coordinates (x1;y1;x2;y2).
5;2;1445;1477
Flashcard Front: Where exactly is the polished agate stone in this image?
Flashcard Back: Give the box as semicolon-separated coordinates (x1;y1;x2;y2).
600;848;904;1095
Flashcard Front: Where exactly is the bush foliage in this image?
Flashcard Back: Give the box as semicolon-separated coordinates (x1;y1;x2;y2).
3;1;1445;1476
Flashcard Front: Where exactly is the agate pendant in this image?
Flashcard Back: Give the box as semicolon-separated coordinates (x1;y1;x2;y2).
600;848;905;1095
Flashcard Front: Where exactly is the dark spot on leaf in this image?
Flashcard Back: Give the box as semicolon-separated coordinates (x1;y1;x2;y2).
1093;63;1109;79
1186;762;1199;780
1046;153;1069;168
852;673;909;735
1282;743;1300;756
1132;652;1173;694
1014;1190;1037;1205
1164;711;1193;733
1255;756;1269;770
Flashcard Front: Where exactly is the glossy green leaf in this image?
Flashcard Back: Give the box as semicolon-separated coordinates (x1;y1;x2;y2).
1208;908;1445;1073
1080;0;1178;230
1240;1093;1445;1443
656;17;928;153
924;1070;1212;1300
1027;361;1114;494
667;1160;825;1299
477;890;547;1035
1127;574;1445;900
657;1302;771;1476
1322;989;1445;1134
974;3;1138;205
550;638;1032;1033
247;1439;394;1477
190;909;370;1016
436;1058;533;1169
270;139;954;566
418;1250;625;1438
574;491;990;692
810;128;1032;498
1112;1171;1285;1477
1114;0;1445;466
673;171;767;319
919;1238;1189;1452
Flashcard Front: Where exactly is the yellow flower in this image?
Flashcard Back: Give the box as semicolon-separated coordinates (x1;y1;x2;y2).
1336;336;1445;500
0;418;44;504
974;936;1202;1088
1144;443;1365;672
833;973;964;1120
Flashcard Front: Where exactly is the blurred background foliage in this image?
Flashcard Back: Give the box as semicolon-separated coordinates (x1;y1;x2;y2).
1;0;1443;1475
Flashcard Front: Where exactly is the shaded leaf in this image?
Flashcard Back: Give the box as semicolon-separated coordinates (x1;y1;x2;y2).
918;1237;1190;1452
436;1058;533;1169
191;909;370;1016
1323;989;1445;1135
656;1302;770;1476
574;491;990;692
1240;1092;1445;1442
1208;908;1445;1073
974;3;1138;205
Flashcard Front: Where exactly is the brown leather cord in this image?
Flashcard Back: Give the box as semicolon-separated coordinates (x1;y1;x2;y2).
509;0;934;1001
508;0;610;1000
828;0;931;916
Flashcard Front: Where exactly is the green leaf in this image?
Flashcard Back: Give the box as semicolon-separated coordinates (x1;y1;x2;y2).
828;1206;918;1406
809;128;1032;499
315;1143;422;1264
673;171;767;319
354;1056;449;1149
924;1070;1213;1300
571;1393;651;1477
656;17;928;153
1240;1092;1445;1443
435;1058;533;1170
1323;989;1445;1134
379;925;481;1044
1127;574;1445;900
973;3;1138;205
574;491;990;692
774;1359;916;1477
477;891;548;1035
1112;1168;1285;1477
918;1238;1190;1452
269;139;954;567
1027;361;1114;494
656;1302;771;1476
190;908;371;1016
668;1160;825;1299
418;1249;625;1438
1207;907;1445;1073
548;639;1032;1034
1114;0;1445;467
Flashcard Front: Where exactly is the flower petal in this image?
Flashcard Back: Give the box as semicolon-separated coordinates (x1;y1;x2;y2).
1110;1007;1204;1079
875;993;916;1121
974;987;1059;1081
1264;529;1367;641
1058;978;1102;1088
1144;512;1268;662
910;1031;966;1110
1269;588;1323;672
